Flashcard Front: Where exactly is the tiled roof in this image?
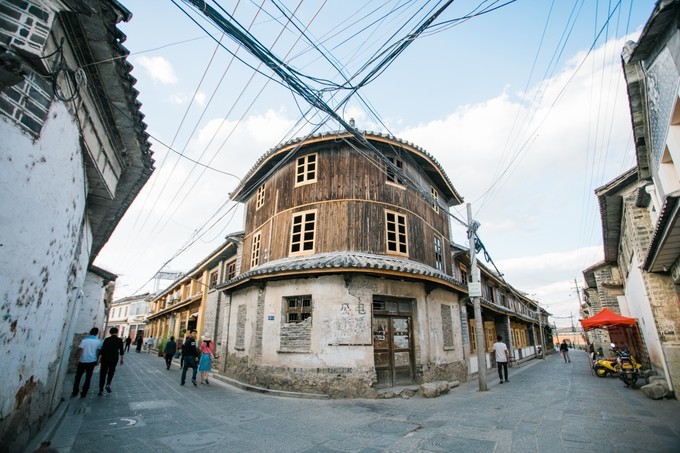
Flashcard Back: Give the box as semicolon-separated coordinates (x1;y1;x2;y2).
218;252;465;290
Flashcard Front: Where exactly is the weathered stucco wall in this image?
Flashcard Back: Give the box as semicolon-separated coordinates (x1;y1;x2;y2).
624;254;673;389
0;103;92;449
222;274;466;397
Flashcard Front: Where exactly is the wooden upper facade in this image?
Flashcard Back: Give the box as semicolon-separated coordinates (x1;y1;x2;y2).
230;132;464;279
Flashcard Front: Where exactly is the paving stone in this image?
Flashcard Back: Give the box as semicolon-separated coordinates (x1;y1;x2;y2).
31;350;680;453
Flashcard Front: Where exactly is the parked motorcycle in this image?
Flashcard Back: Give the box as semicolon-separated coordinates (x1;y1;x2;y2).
617;349;641;388
593;355;618;378
593;346;642;388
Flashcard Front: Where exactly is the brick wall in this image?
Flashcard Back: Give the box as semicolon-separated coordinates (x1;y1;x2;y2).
235;305;246;350
279;317;312;352
441;304;454;349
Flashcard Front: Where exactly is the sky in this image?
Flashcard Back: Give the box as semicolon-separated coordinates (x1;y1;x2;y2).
94;0;658;327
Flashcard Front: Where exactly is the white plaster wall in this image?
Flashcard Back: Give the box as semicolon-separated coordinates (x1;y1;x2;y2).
0;103;91;440
468;353;492;374
422;287;464;364
247;275;464;369
625;253;673;389
80;271;107;333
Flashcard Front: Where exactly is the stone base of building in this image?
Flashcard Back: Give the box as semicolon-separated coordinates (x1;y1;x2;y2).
222;355;469;399
418;361;468;384
223;354;378;398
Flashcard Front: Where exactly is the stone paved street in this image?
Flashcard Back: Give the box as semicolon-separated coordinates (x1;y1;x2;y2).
30;349;680;452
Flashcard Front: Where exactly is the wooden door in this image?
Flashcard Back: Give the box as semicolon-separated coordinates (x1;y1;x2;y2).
373;315;414;388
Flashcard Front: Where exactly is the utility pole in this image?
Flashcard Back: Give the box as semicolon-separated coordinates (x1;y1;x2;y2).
571;279;582;347
536;303;545;359
467;203;487;392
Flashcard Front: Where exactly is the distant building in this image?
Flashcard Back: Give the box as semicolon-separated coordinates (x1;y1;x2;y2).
145;234;241;348
0;0;153;449
451;244;552;372
108;293;152;340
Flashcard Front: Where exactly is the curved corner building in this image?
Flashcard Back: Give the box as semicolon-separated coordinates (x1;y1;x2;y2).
219;131;468;397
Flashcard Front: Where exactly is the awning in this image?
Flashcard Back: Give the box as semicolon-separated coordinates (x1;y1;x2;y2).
580;308;637;330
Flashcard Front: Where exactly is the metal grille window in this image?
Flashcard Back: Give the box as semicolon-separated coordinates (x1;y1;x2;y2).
385;210;408;255
285;296;312;323
295;153;317;186
290;210;316;255
256;184;265;209
434;235;443;270
386;156;404;184
251;231;261;267
431;186;439;213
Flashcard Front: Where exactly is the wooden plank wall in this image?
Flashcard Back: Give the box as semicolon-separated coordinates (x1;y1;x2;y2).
240;140;454;275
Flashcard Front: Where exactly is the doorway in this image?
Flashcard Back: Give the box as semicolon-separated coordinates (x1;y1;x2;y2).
372;297;415;388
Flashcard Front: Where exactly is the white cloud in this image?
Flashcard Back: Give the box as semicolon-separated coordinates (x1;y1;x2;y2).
136;56;178;85
194;91;207;106
168;93;189;104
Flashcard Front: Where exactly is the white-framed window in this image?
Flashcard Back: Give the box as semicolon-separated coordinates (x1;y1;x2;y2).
386;156;404;185
251;231;262;267
295;153;317;186
256;184;265;210
434;235;444;271
290;210;316;255
431;186;439;213
385;210;408;256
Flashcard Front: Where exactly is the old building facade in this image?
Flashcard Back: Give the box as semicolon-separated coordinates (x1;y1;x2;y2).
199;131;548;398
0;1;153;449
583;1;680;395
451;246;551;372
107;292;152;341
617;0;680;393
214;132;466;397
145;235;241;352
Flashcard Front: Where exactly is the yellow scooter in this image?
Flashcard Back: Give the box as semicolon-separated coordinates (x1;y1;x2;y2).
593;346;642;384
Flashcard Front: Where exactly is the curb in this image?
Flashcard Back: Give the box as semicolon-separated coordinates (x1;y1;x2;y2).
23;399;70;453
210;373;331;399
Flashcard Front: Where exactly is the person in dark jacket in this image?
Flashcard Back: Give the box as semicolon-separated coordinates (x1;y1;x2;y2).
180;330;199;386
98;327;124;395
124;336;132;353
164;336;177;370
560;340;571;363
135;335;143;353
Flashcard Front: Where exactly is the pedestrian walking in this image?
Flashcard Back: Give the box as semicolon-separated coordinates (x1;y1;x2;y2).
560;340;571;363
180;330;199;386
98;327;124;396
164;336;177;370
135;335;143;353
178;337;185;368
198;335;214;384
124;336;132;353
146;335;154;353
72;327;102;398
492;335;509;384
